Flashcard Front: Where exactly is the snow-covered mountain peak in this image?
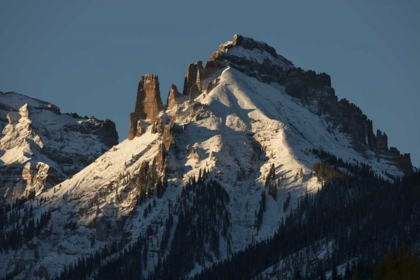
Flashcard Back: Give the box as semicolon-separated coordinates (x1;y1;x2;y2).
0;91;119;203
4;61;408;278
199;35;412;174
0;35;416;279
211;34;295;71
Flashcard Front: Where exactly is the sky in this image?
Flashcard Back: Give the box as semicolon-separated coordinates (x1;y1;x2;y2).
0;1;419;167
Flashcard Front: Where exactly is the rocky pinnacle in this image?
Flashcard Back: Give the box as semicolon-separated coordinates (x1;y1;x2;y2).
129;74;164;140
166;84;183;110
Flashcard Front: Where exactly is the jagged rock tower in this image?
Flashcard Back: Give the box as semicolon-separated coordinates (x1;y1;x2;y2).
183;61;207;101
166;84;183;110
129;74;164;140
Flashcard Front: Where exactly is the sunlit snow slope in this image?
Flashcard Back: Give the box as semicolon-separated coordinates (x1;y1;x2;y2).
0;91;118;203
0;35;412;279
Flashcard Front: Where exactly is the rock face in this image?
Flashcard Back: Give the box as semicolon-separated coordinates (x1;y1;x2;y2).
202;34;413;173
162;125;175;151
205;34;294;79
183;64;197;97
1;35;416;280
182;61;207;101
160;34;413;173
129;75;164;140
0;91;119;202
162;34;412;173
166;84;184;110
156;143;167;171
196;61;205;91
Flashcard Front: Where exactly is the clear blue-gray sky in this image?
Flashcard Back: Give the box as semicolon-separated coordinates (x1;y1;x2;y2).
0;1;419;167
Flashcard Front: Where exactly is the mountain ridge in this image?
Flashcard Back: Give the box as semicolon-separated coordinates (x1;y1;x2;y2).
0;35;415;279
132;34;412;174
0;91;119;204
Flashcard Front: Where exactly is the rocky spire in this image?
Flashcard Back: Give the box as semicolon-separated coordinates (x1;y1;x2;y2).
183;64;197;96
376;130;388;152
183;61;206;102
129;74;164;140
166;84;183;110
196;61;205;91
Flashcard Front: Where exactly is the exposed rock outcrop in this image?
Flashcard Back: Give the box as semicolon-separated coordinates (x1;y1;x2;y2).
0;91;119;202
376;130;388;153
156;143;167;171
206;78;220;94
182;61;207;101
166;84;184;110
162;125;175;151
1;35;416;279
205;34;294;79
375;130;412;172
183;64;197;97
129;74;164;140
189;102;212;121
196;61;205;90
188;83;200;101
91;119;119;148
203;34;413;173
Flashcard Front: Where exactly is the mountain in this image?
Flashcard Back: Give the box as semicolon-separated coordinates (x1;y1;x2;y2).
0;91;119;204
0;35;416;280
